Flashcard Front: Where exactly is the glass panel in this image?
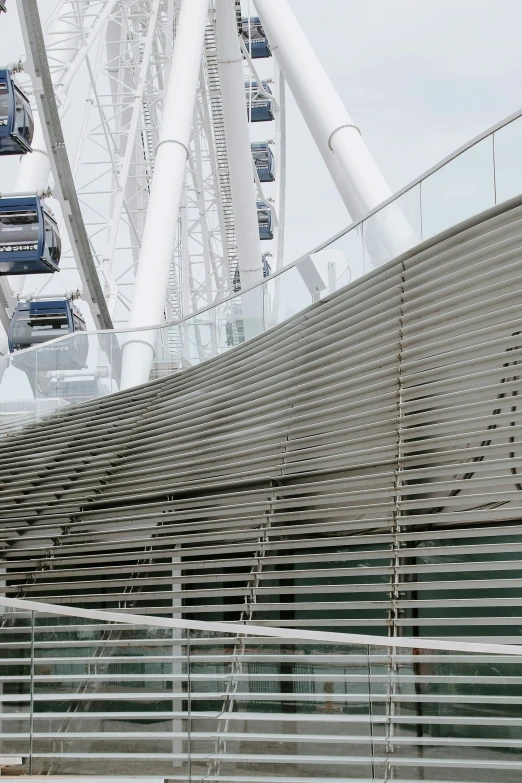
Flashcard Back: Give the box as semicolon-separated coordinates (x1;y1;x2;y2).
311;249;348;299
106;331;123;393
92;331;113;399
363;184;422;269
0;210;39;253
494;115;522;204
181;310;220;366
369;644;522;781
0;78;9;124
10;307;69;350
210;294;245;351
253;148;268;167
0;609;32;772
241;284;264;340
23;98;33;143
324;222;364;284
152;323;183;379
214;297;240;355
28;614;190;777
1;347;39;427
241;16;266;42
44;218;54;262
43;215;60;263
188;632;374;780
4;606;522;780
14;90;25;139
264;266;313;331
34;331;96;410
421;136;495;239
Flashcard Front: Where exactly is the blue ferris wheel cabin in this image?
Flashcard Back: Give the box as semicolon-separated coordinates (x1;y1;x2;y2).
0;69;34;154
245;80;274;122
251;142;275;182
257;200;273;240
0;196;61;274
241;17;271;58
8;300;88;369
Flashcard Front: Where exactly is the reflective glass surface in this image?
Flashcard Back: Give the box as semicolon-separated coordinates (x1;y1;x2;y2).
421;136;495;238
2;606;521;779
264;266;312;331
0;78;9;123
0;210;38;252
494;115;522;205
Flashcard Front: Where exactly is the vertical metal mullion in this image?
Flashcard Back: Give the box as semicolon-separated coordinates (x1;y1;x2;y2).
29;611;35;775
492;131;497;205
385;260;406;782
367;644;375;783
187;629;192;783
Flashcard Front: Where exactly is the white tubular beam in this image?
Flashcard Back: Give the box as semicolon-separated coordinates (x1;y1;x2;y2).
58;0;119;95
255;0;415;261
120;0;209;390
254;0;387;219
215;0;263;289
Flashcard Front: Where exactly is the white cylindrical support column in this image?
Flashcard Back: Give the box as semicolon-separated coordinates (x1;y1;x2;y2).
255;0;415;261
120;0;209;389
215;0;263;290
254;0;389;219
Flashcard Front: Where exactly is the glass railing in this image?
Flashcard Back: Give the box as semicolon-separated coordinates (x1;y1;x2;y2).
1;597;522;780
2;109;522;427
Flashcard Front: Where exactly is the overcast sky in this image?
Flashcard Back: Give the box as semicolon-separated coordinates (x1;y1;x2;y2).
282;0;522;258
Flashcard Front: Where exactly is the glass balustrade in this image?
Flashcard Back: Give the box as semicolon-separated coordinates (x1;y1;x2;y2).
2;113;522;425
1;603;521;780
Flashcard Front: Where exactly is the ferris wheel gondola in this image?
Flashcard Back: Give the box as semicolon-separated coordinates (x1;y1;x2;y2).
0;0;393;390
0;69;34;154
245;80;274;122
0;196;61;275
8;299;87;367
257;200;273;240
251;142;275;182
241;16;271;58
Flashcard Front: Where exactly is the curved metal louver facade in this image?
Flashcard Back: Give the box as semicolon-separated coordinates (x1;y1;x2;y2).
1;197;522;644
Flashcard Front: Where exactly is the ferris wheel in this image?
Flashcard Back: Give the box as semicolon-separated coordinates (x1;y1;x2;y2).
0;0;410;393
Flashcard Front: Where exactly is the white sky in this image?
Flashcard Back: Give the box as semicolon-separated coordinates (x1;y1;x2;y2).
282;0;522;259
2;0;522;266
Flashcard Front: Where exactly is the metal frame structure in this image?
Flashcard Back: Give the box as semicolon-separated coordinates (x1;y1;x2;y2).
2;4;522;778
3;99;521;380
0;0;408;389
1;595;521;655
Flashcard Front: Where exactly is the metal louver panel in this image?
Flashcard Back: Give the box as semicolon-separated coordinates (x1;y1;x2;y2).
2;197;522;779
0;199;522;637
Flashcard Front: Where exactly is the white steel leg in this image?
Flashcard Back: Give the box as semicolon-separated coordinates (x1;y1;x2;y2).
255;0;415;262
121;0;210;389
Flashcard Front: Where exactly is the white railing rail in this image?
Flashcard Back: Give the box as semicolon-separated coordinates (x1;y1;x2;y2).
5;104;522;363
1;595;521;656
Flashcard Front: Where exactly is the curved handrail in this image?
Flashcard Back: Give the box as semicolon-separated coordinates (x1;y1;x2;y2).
5;104;522;363
0;595;521;656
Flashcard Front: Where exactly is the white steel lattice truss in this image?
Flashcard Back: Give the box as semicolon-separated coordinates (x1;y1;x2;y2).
22;0;281;352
